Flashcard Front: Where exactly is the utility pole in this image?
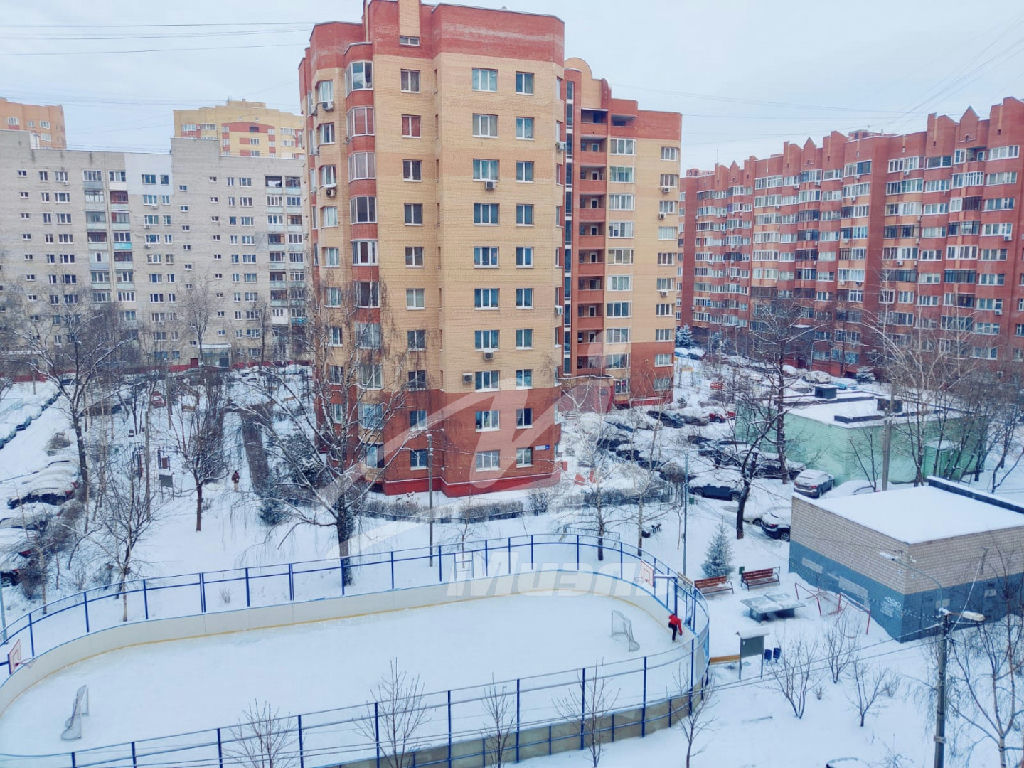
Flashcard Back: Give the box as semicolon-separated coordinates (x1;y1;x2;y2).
881;388;895;491
427;432;434;565
0;577;7;644
934;611;950;768
682;453;689;576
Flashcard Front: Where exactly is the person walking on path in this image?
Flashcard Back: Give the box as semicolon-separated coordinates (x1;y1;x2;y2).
231;470;240;491
668;612;682;641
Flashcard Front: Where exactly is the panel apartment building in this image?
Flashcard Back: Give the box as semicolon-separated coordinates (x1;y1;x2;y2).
0;132;307;365
0;97;66;149
679;97;1024;375
174;100;304;159
299;0;679;496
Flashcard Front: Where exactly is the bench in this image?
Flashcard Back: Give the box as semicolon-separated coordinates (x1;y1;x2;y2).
740;567;780;590
693;575;734;595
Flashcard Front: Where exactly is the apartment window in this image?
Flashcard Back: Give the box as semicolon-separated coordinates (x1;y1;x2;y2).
515;288;534;308
345;61;373;94
609;166;635;183
658;226;676;240
404;203;423;225
347;106;374;136
661;146;679;161
608;221;633;238
475;450;500;471
473;159;499;181
408;370;427;390
316;79;334;104
606;328;630;343
516;447;534;467
516;204;534;225
655;328;673;342
515;72;535;95
472;68;498;92
515;247;533;267
608;194;635;211
475;370;499;391
348;151;376;180
399;34;420;46
409;448;429;469
320;207;338;227
515;369;533;389
474;203;499;224
475;329;499;349
516;161;534;182
142;174;157;185
515;117;534;140
355;281;380;308
352;239;378;265
317;123;335;145
516;408;533;428
408;330;427;350
516;328;533;349
608;249;634;265
400;69;421;93
403;160;422;181
357;323;382;349
406;288;425;309
350;196;377;223
473;113;498;138
474;288;499;308
608;275;631;291
475;410;500;431
402;114;421;138
655;353;673;367
610;138;636;155
474;246;499;267
659;173;679;188
405;246;424;267
607;301;631;317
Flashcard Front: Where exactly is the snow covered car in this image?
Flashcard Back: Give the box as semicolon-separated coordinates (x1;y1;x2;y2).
687;470;742;501
7;462;79;508
760;506;792;540
0;528;32;586
645;410;688;429
793;468;835;498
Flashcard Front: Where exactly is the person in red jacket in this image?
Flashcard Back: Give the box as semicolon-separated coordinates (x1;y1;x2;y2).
668;612;683;641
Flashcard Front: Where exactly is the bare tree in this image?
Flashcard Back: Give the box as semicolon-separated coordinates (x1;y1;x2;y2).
620;408;668;552
482;678;516;768
181;280;213;367
226;700;296;768
555;663;617;768
979;364;1024;493
168;369;227;531
721;371;778;539
823;613;859;684
846;428;883;492
767;636;819;719
675;670;716;768
847;654;899;727
357;659;429;768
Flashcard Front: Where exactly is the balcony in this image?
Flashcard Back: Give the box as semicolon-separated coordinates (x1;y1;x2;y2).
113;242;134;251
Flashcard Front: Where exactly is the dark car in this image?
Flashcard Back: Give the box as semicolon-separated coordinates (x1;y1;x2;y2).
687;471;742;501
686;434;712;446
596;434;627;452
760;506;791;541
645;410;688;429
614;446;643;463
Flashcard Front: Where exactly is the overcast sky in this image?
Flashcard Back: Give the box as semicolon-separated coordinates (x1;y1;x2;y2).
2;0;1023;169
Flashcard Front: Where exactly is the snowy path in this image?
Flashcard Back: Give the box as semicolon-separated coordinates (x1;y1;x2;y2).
0;593;674;754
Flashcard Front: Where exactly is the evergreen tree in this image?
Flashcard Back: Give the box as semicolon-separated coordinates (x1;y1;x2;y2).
701;521;734;578
676;325;695;348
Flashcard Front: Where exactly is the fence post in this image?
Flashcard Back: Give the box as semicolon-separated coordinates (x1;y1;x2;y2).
131;740;138;768
641;656;648;737
619;541;623;580
515;677;521;763
27;611;34;656
506;538;512;575
390;550;395;591
374;701;381;768
579;666;586;751
611;712;615;742
199;572;207;613
244;567;251;607
70;752;76;768
297;713;305;768
288;563;295;602
447;689;453;768
690;636;695;691
83;591;90;634
438;545;443;582
142;579;149;620
530;535;534;569
216;727;223;768
575;535;580;570
340;557;346;596
484;539;489;576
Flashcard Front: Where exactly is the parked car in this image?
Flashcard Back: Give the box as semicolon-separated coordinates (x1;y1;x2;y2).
614;446;643;463
8;463;79;508
150;391;166;408
0;529;32;586
645;410;688;429
752;453;806;480
686;434;712;446
760;506;792;540
596;433;628;452
698;439;748;467
687;470;742;501
793;468;835;498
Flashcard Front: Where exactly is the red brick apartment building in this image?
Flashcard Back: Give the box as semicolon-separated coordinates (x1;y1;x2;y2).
299;0;680;496
679;98;1024;375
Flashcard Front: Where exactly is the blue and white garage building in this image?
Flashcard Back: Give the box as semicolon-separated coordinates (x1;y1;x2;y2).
790;478;1024;641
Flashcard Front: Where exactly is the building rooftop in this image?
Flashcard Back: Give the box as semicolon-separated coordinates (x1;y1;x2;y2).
813;485;1024;544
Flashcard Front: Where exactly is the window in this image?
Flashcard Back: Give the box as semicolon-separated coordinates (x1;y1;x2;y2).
659;173;679;188
474;203;499;224
474;246;499;267
316;79;334;104
515;369;533;389
661;146;679;161
515;247;533;267
608;221;633;238
475;410;500;431
609;166;635;183
608;194;635;211
404;203;423;225
320;206;338;227
472;68;498;92
515;117;534;140
352;239;378;265
405;246;424;267
515;72;534;95
610;138;636;155
516;447;533;467
473;159;499;181
658;226;676;240
408;329;426;350
475;450;500;471
475;329;499;349
347;106;374;136
408;370;427;390
402;114;421;138
346;61;373;93
516;328;533;348
606;328;630;343
474;288;499;308
399;35;420;46
655;353;673;367
606;301;631;317
400;69;420;92
355;281;380;307
406;288;425;309
473;113;498;138
516;288;533;308
350;196;376;223
475;370;499;391
516;204;534;225
403;160;422;181
410;449;429;469
608;275;631;291
318;123;335;145
348;151;375;180
655;328;673;342
516;408;533;428
516;161;534;182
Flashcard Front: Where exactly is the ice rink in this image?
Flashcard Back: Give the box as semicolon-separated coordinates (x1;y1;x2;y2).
0;592;677;754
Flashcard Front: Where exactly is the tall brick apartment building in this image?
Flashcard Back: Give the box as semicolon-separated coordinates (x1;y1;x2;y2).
299;0;680;496
679;97;1024;375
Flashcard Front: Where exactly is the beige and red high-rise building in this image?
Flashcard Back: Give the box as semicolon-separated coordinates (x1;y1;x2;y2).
174;100;304;159
0;97;66;149
299;0;679;497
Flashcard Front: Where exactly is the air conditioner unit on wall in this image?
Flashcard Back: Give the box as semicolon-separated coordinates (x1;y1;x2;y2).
320;101;334;112
483;180;496;191
483;351;494;361
462;372;473;384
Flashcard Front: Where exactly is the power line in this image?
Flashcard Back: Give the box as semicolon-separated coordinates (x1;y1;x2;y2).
0;42;306;56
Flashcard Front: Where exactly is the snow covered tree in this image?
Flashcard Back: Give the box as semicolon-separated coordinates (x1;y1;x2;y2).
358;659;429;768
675;326;694;348
701;521;733;579
226;700;296;768
168;369;227;532
847;655;899;727
482;678;516;768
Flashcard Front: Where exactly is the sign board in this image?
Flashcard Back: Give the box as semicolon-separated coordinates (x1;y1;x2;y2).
739;633;765;659
638;562;654;586
7;638;22;673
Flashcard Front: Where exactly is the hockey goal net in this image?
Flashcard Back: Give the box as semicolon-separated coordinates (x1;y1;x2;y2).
611;609;640;652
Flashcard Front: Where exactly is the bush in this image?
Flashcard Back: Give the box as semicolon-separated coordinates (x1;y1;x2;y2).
527;489;551;516
258;497;287;527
